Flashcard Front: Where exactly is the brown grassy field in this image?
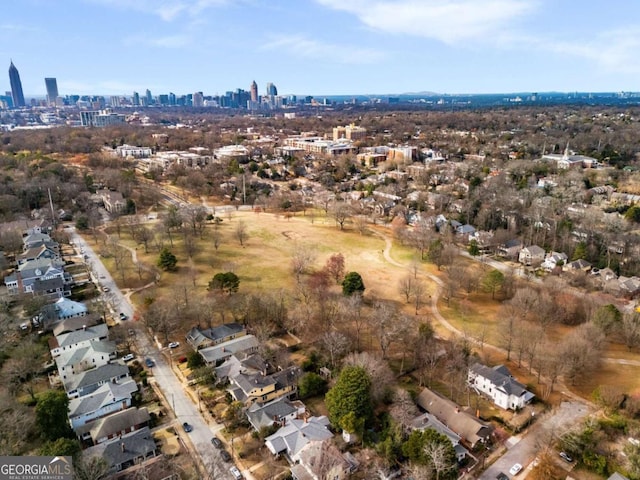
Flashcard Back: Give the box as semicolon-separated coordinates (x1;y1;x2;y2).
92;206;640;405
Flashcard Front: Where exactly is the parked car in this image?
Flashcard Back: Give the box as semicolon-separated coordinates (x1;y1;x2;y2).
168;342;180;349
509;463;523;475
182;422;193;433
102;286;110;292
119;312;128;321
229;466;242;479
559;452;573;463
145;358;154;368
122;353;134;362
220;450;231;462
496;474;509;480
211;437;223;449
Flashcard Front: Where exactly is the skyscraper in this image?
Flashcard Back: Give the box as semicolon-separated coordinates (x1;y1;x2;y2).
8;61;25;108
44;78;59;106
250;81;258;102
132;91;140;106
266;82;277;96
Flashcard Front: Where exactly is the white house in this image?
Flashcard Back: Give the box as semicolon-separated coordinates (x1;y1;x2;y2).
541;251;568;271
55;341;116;380
50;323;109;357
265;416;333;459
68;378;138;430
468;363;535;410
518;245;545;266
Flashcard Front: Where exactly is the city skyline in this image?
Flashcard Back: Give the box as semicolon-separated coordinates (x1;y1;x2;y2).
3;1;640;97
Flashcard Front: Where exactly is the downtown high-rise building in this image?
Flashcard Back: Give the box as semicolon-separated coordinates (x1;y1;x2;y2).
266;82;277;96
132;91;140;106
250;80;258;102
44;77;59;106
8;60;25;108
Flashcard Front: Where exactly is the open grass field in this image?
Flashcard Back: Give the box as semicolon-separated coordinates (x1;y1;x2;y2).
90;204;640;406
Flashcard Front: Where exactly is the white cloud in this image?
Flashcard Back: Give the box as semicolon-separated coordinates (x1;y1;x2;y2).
315;0;536;44
87;0;229;21
261;34;385;64
123;34;192;48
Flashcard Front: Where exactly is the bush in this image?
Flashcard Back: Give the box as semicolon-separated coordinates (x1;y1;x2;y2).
298;372;328;399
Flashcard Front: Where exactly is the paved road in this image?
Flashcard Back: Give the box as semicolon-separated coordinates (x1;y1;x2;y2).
69;226;238;480
478;401;591;479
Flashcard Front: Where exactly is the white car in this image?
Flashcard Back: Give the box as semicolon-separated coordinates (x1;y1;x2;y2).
122;353;135;362
229;466;242;480
168;342;180;349
509;463;523;475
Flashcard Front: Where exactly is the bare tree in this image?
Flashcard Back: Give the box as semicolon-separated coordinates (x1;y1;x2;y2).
291;243;317;283
389;388;419;434
413;280;427;315
620;312;640;350
331;202;351;230
341;294;365;351
320;331;350;368
343;351;394;404
234;220;248;246
398;275;414;303
424;440;456;480
324;252;346;284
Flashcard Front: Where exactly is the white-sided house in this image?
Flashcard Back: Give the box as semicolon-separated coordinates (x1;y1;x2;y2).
50;323;109;357
541;251;568;271
468;363;535;411
518;245;545;266
55;341;116;381
265;416;333;459
68;377;138;430
63;363;130;399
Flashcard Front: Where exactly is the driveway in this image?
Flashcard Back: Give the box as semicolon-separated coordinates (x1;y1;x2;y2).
478;401;591;479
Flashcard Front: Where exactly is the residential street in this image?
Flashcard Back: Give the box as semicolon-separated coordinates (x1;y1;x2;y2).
69;226;240;480
478;401;591;479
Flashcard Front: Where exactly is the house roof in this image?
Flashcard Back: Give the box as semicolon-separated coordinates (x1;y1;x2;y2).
231;371;277;398
52;324;108;350
265;416;333;457
53;314;102;336
79;407;150;441
64;363;130;394
608;474;630;480
522;245;545;256
215;352;267;382
199;334;258;364
98;426;157;469
68;378;138;419
416;388;492;446
247;397;300;431
411;412;462;446
292;440;349;479
55;340;115;371
53;297;89;318
567;259;591;270
469;363;535;400
186;322;244;348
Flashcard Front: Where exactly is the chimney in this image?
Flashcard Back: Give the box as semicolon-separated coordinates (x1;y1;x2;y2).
120;443;125;453
83;325;86;330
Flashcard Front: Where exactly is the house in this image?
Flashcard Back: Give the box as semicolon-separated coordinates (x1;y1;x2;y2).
265;416;333;458
246;396;306;431
198;334;259;365
53;314;102;336
186;322;246;350
290;440;352;480
77;407;150;447
50;323;109;357
541;251;568;271
17;244;59;265
564;258;592;273
497;239;523;259
68;378;138;430
5;258;68;296
416;388;492;448
468;363;535;410
518;245;545;266
97;189;126;214
618;276;640;298
84;426;158;473
63;363;130;399
22;231;57;250
55;340;117;379
411;412;469;462
215;352;268;383
229;366;301;406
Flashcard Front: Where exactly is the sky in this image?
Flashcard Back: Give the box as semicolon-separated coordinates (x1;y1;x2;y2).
2;0;640;97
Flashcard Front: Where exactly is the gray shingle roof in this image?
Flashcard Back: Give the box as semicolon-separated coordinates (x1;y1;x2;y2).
469;363;532;398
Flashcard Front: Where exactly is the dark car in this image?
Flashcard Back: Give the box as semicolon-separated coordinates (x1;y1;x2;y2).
220;450;231;462
182;422;193;433
496;473;509;480
559;452;573;463
119;312;128;321
211;437;223;449
145;358;154;368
